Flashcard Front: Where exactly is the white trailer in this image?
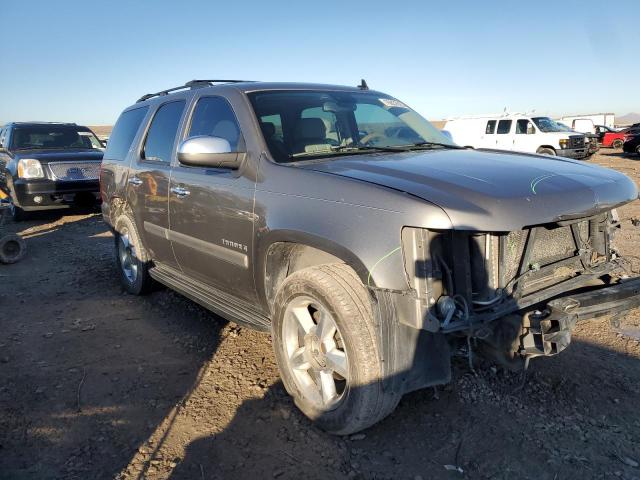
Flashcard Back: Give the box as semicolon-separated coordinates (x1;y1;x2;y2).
557;113;616;133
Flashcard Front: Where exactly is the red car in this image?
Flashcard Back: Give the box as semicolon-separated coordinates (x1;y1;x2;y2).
597;125;640;149
596;125;625;148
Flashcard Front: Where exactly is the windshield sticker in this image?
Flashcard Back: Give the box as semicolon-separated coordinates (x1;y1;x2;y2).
379;98;407;109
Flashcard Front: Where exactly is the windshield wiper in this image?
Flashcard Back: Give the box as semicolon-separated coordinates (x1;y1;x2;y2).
402;141;465;150
331;144;410;153
290;144;409;160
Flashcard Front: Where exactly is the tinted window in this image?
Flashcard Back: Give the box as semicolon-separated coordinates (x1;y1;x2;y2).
516;119;532;134
105;107;148;160
143;101;186;162
188;96;242;150
260;114;283;140
497;120;512;134
485;120;496;134
10;126;103;150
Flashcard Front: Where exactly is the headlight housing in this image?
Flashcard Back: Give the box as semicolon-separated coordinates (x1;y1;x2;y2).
17;159;45;179
559;139;569;149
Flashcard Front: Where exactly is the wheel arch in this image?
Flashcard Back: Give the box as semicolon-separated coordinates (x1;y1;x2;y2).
259;232;372;313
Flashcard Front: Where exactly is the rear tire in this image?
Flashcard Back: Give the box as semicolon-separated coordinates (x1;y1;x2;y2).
612;139;623;149
636;145;640;155
536;147;556;156
272;264;399;435
114;213;154;295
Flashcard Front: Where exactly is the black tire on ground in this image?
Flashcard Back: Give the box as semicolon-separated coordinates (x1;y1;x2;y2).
272;263;399;435
0;234;27;264
612;139;624;149
636;145;640;155
113;213;154;295
10;203;31;222
536;147;556;156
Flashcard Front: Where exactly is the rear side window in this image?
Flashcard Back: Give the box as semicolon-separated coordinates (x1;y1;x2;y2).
188;96;243;150
105;107;148;160
143;101;186;162
485;120;496;134
497;120;512;134
516;120;531;134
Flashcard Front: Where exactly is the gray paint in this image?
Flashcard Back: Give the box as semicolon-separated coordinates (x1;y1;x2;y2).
101;81;639;319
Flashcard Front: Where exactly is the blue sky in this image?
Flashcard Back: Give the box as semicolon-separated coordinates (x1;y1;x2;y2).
1;0;638;125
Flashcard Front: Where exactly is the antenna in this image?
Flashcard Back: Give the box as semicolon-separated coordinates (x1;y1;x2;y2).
358;79;369;91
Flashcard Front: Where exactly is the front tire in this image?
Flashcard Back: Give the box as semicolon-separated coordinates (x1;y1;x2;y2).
612;139;623;149
536;147;556;156
114;213;154;295
272;264;399;435
10;203;31;222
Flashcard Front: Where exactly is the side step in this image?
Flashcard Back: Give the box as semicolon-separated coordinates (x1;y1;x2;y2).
149;264;271;332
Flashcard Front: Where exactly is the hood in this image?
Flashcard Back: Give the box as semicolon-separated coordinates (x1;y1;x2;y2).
297;149;639;231
13;149;104;162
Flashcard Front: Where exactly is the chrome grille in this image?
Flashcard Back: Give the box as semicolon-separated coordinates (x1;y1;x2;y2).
48;161;100;181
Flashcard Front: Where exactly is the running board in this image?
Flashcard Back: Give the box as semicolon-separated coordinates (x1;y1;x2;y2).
149;264;271;332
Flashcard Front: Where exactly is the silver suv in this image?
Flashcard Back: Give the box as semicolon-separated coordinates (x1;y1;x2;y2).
100;80;640;434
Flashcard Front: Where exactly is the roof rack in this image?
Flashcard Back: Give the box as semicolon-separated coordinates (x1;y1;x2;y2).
136;79;253;103
10;121;78;125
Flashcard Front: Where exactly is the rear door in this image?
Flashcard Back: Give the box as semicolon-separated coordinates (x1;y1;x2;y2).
168;95;258;302
512;119;537;153
494;119;513;150
128;99;186;269
480;120;497;148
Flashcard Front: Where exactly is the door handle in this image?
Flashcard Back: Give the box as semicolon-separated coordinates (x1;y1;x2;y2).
128;176;143;186
170;186;190;198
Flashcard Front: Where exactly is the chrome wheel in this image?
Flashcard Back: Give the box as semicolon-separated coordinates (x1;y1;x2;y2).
118;231;138;283
283;295;349;410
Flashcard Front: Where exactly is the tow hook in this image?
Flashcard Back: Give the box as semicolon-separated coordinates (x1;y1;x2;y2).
519;308;577;357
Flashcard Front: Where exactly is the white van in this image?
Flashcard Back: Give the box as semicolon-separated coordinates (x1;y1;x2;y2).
444;115;589;159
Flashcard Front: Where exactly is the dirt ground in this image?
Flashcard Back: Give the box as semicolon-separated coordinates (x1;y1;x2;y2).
1;150;640;480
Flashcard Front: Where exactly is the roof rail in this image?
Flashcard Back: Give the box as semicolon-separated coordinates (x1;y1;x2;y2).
11;121;78;125
136;79;254;103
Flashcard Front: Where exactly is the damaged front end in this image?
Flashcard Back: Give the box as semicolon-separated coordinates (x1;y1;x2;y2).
399;210;640;368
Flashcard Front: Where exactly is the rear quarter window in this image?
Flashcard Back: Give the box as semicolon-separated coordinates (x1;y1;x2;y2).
497;120;512;134
104;106;149;161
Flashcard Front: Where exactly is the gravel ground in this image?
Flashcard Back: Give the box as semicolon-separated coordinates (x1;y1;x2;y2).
1;150;639;480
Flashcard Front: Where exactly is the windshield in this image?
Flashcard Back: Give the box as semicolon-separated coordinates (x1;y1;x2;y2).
532;117;569;133
10;126;103;150
248;90;457;162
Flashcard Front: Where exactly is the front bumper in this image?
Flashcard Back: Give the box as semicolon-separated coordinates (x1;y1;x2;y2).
520;277;640;357
556;147;588;159
12;178;99;210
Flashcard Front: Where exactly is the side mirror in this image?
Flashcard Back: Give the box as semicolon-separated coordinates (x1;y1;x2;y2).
527;124;535;135
177;136;244;169
101;139;108;148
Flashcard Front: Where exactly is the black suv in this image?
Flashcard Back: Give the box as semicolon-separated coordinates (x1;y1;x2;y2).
0;122;104;220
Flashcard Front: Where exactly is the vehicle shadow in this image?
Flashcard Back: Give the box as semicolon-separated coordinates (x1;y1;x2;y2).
0;213;229;479
598;151;638;160
168;332;640;480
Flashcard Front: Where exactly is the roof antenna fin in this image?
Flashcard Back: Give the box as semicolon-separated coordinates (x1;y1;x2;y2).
358;79;369;91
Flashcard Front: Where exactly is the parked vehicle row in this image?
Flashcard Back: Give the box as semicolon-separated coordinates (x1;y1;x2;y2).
2;80;639;433
98;79;640;434
443;114;591;158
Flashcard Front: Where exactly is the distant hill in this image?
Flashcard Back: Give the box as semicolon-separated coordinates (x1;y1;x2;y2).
617;113;640;126
89;125;112;138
